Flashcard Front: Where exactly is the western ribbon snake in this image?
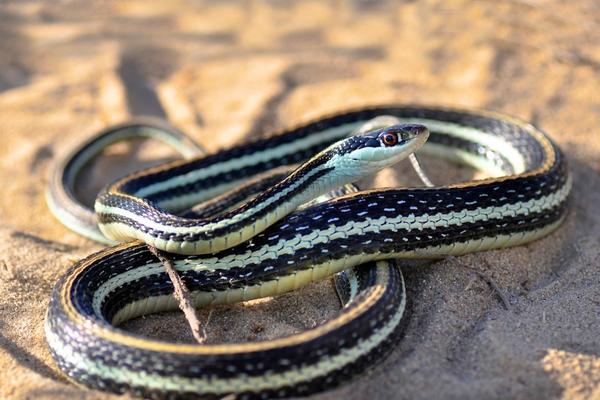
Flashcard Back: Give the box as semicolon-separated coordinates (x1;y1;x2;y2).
44;106;570;399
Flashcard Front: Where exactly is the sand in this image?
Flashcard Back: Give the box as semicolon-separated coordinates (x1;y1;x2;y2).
0;1;599;399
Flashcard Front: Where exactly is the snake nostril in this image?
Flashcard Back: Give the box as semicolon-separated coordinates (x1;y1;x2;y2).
410;124;428;136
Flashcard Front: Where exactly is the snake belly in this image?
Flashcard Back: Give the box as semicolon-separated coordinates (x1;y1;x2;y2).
45;106;570;399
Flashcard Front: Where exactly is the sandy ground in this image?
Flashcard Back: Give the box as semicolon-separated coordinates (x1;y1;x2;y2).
0;1;599;399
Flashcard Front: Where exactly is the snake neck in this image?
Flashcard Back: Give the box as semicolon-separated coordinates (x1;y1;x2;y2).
94;148;387;255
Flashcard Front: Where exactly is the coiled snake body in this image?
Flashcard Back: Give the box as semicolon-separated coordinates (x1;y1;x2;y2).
45;106;570;399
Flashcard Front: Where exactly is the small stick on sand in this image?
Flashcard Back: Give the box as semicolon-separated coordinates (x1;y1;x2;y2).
147;245;207;344
450;256;512;311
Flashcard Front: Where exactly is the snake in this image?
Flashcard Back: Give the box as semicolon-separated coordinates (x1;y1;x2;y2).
44;106;570;400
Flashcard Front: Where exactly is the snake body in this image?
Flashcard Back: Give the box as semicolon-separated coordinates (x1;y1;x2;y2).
46;117;205;244
45;106;570;399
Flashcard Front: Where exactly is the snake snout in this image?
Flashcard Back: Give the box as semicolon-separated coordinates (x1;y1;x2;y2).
400;123;429;140
411;124;429;136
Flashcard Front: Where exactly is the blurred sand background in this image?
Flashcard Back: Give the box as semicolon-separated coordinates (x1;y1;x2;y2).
0;1;599;399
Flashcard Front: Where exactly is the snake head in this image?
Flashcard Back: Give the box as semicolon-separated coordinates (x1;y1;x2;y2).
321;123;429;182
341;123;428;162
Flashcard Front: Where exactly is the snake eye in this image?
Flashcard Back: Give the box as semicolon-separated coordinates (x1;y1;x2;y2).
381;132;398;147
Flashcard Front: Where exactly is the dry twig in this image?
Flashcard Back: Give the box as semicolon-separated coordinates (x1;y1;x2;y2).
449;256;512;310
147;245;207;343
